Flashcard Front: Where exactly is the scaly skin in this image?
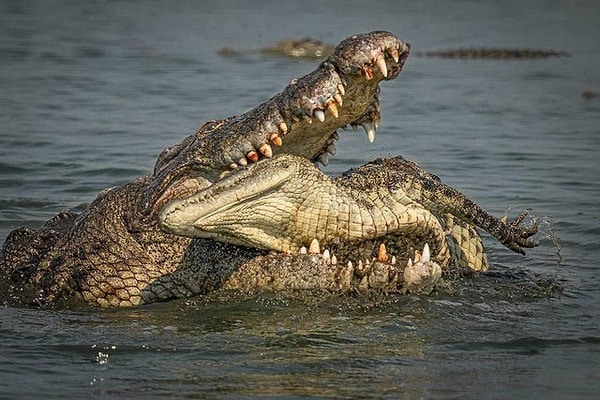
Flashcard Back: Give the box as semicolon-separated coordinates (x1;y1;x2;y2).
160;154;538;273
0;32;414;307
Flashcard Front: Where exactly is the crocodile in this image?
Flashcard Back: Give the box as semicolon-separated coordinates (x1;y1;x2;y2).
0;31;537;308
217;38;568;60
0;31;413;307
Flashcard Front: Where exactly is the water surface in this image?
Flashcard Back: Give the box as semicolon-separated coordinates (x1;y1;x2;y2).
1;0;599;398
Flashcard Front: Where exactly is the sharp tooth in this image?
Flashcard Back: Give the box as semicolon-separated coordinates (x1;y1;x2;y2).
331;255;337;265
279;122;288;134
318;153;329;166
375;55;388;78
500;215;508;223
246;150;259;163
334;93;343;106
390;48;400;63
309;238;320;254
327;143;336;155
322;249;330;263
407;258;413;267
377;243;388;263
327;103;339;118
314;109;325;123
303;115;313;124
259;143;273;158
299;246;307;255
269;133;282;146
229;163;238;169
332;131;340;140
347;261;353;269
238;157;248;166
422;243;430;263
362;122;376;143
391;255;397;265
414;249;421;263
337;83;345;96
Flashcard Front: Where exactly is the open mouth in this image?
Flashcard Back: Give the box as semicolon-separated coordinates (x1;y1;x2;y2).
142;31;410;216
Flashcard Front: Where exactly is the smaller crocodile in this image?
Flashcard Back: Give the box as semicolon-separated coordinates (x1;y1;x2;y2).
218;38;568;60
160;153;538;275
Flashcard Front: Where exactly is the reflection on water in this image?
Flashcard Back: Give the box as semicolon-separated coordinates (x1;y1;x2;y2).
1;0;599;398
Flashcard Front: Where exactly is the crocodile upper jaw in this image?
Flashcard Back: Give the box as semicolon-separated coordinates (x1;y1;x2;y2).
141;31;410;216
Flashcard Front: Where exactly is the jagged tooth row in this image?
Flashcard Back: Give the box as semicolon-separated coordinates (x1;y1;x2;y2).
228;76;347;171
346;95;381;144
227;36;405;171
297;239;408;276
363;42;404;80
227;121;289;170
316;130;340;166
307;83;345;124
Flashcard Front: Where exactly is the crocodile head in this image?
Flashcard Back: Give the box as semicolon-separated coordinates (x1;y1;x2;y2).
158;153;450;262
142;31;410;215
159;153;325;251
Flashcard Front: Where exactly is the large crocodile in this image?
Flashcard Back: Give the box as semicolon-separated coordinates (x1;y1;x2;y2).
0;31;536;308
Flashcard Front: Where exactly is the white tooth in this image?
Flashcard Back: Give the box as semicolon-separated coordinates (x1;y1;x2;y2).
331;255;337;265
314;109;325;123
238;157;248;166
391;255;397;265
309;238;320;254
347;261;353;269
323;249;330;263
362;122;376;143
299;246;307;255
327;143;336;155
422;243;430;263
375;55;388;78
318;153;329;166
407;258;413;267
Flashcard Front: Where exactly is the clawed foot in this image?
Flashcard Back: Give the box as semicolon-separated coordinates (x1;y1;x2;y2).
499;211;539;255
